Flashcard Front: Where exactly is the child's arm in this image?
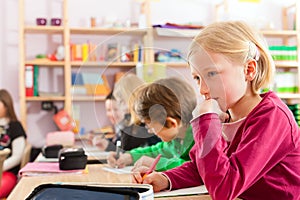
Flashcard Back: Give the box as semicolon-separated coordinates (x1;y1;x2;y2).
107;152;133;168
162;148;204;189
129;142;165;162
192;107;297;199
3;136;26;171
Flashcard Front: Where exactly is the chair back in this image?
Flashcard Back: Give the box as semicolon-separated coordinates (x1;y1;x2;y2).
20;142;32;169
0;148;11;182
46;131;75;147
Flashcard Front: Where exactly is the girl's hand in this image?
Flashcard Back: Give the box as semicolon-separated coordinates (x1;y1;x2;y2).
107;152;133;168
193;98;229;122
132;169;170;192
132;156;155;171
131;165;150;183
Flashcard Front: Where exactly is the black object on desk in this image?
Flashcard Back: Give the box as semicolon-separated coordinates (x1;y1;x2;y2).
58;148;87;170
26;184;147;200
42;144;63;158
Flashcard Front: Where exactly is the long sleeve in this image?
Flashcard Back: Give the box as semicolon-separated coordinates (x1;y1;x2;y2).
163;148;203;189
3;136;25;171
163;92;300;199
129;127;194;171
191;104;300;199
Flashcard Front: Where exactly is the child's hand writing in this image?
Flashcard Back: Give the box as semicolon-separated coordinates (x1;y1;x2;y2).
107;152;132;168
131;165;150;183
132;156;155;171
132;170;170;192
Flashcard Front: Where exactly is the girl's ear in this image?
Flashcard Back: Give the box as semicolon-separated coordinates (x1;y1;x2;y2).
164;117;179;128
244;59;257;81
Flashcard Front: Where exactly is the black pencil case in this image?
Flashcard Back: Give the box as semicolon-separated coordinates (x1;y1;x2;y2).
25;183;143;200
58;148;87;170
42;144;63;158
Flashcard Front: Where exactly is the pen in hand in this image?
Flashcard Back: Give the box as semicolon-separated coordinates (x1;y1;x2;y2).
115;140;121;168
142;154;161;180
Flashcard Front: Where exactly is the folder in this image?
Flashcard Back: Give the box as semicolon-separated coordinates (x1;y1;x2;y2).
25;65;34;97
19;162;88;176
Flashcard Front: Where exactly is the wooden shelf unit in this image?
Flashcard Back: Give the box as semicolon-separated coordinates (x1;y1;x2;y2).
18;0;154;130
260;2;300;102
19;1;300;131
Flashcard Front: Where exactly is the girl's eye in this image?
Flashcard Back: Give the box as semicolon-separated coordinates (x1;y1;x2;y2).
193;75;200;82
207;71;217;77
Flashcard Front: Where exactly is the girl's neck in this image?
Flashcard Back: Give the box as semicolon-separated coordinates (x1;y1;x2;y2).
229;93;261;122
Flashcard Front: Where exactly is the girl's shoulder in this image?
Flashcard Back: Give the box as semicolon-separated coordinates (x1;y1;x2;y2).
8;120;26;139
247;91;299;134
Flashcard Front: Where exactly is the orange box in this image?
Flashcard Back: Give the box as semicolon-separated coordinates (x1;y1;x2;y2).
85;75;110;95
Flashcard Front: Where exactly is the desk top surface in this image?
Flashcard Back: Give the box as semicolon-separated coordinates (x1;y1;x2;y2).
8;164;211;200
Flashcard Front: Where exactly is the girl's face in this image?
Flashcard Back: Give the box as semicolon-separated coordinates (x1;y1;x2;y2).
0;101;7;118
189;50;248;111
105;99;125;125
142;120;178;142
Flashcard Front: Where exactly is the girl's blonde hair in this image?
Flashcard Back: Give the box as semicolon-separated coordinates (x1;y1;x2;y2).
188;21;275;94
130;77;197;126
113;73;145;109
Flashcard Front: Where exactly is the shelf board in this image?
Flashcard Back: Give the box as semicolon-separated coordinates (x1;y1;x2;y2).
274;61;299;68
24;26;64;34
154;62;188;68
154;27;202;38
260;30;297;37
72;96;106;101
70;27;148;36
26;96;65;101
25;60;65;66
277;93;300;99
70;61;137;67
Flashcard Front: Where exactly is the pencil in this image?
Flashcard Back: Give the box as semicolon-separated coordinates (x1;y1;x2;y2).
115;140;121;159
142;154;162;180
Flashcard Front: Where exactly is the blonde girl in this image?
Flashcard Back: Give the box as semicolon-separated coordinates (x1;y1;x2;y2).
133;21;300;200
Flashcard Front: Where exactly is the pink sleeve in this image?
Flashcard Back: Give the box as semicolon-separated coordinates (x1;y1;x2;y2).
163;146;203;189
192;110;297;199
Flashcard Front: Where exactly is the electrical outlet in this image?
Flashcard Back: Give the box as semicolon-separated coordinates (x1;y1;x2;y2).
41;101;54;111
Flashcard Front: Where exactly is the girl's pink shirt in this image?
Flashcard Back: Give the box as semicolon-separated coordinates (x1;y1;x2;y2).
163;91;300;200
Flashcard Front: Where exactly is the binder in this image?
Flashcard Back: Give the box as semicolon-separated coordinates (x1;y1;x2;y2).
25;65;34;97
33;65;39;96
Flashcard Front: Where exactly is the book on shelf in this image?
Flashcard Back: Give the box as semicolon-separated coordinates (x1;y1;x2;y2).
33;65;39;96
71;72;111;96
133;43;143;63
25;65;34;97
25;65;39;97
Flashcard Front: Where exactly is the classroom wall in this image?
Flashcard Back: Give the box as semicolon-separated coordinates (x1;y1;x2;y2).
0;0;296;148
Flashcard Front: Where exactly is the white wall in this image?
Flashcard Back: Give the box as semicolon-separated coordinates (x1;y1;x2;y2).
0;0;297;147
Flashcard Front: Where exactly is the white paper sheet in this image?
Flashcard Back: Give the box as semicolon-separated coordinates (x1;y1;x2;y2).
102;166;134;174
154;185;208;197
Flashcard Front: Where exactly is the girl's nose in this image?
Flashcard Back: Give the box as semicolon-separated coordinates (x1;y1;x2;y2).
199;79;209;95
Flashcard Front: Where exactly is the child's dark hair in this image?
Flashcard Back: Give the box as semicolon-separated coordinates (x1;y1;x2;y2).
130;77;196;126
